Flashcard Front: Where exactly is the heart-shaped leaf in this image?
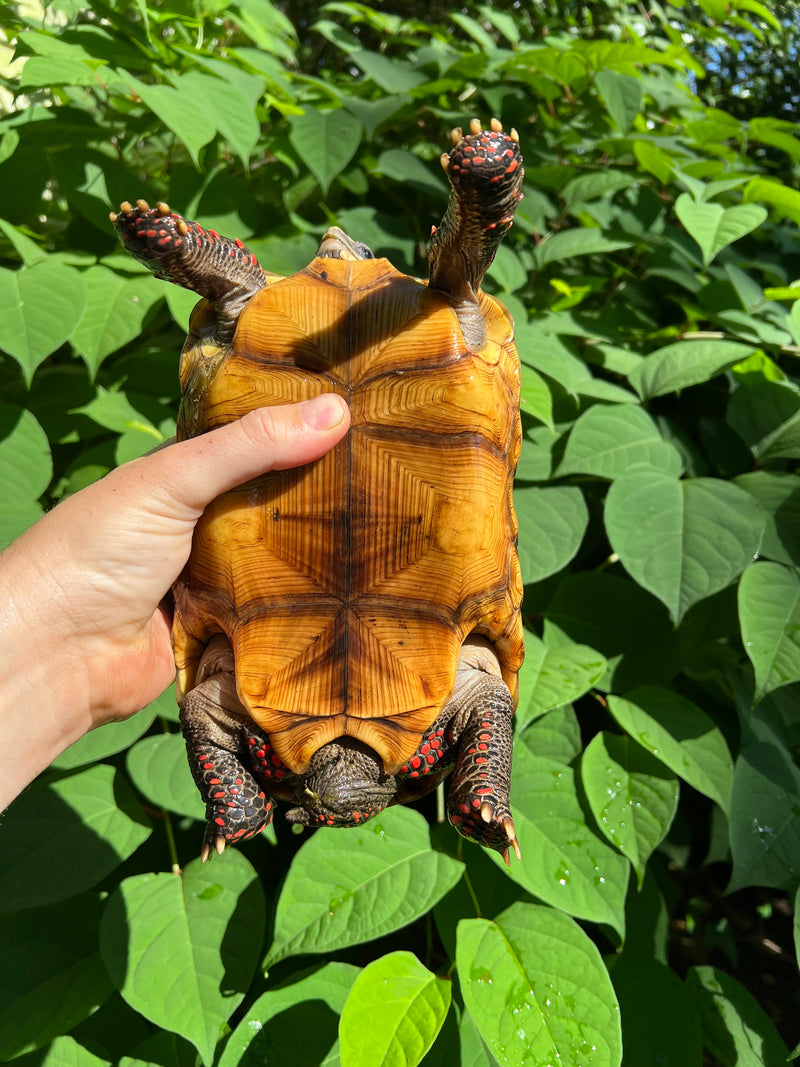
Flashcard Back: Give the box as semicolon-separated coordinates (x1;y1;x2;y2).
675;195;767;266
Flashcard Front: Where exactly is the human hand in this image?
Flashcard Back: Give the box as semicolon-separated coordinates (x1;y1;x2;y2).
0;394;349;804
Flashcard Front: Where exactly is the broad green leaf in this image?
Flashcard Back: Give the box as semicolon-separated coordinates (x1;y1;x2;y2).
499;744;629;934
595;70;642;132
685;966;789;1067
515;485;588;583
350;50;427;93
611;956;702;1067
727;379;800;460
516;633;607;731
604;472;763;624
177;71;261;167
739;562;800;702
0;894;113;1059
744;176;800;225
126;732;205;821
457;903;622;1067
0;765;151;911
558;403;683;479
581;732;679;885
608;686;733;814
288;109;363;194
675;195;767;266
100;851;265;1066
132;79;217;168
518;360;553;426
72;387;163;439
339;952;451;1067
341;94;406;139
219;962;359;1067
0;260;86;383
729;732;800;894
374;148;447;198
519;705;582;765
0;404;52;508
0;499;44;548
71;267;163;377
533;229;633;268
734;471;800;566
544;572;679;692
633;140;673;184
52;703;158;769
24;1034;111;1066
561;170;637;210
265;806;464;964
630;339;751;401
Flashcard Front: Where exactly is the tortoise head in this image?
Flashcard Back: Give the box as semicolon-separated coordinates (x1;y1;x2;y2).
285;738;397;828
316;226;375;262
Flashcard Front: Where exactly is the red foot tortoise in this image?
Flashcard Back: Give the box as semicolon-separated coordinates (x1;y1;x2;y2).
112;118;525;863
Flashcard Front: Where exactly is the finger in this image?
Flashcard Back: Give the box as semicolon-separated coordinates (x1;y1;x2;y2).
121;394;350;518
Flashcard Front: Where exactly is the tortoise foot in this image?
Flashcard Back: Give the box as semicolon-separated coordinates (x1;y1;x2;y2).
192;742;275;862
110;199;190;265
443;668;521;862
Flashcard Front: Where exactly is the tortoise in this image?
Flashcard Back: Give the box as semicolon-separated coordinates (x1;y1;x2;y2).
112;118;525;863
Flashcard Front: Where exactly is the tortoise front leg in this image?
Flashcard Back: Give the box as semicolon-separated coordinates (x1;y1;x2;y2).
428;118;524;348
110;201;271;340
180;672;282;861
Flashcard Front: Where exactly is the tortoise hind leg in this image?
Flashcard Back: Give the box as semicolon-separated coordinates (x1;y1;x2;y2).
180;670;278;861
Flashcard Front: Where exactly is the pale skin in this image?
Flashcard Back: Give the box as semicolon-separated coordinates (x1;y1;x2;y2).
0;394;350;811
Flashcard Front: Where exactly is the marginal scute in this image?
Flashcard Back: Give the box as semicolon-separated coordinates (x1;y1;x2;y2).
173;252;523;774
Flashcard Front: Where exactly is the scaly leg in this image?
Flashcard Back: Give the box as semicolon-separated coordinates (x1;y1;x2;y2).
180;671;286;861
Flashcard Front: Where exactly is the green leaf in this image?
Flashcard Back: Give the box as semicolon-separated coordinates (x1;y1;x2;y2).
595;70;642;132
633;140;674;184
519;360;553;427
0;403;52;508
729;738;800;893
744;176;800;225
374;149;447;198
727;380;800;460
685;966;789;1067
581;732;679;885
608;686;733;813
72;387;163;439
519;705;582;765
604;472;763;624
0;894;113;1059
219;962;359;1067
674;195;767;266
100;851;265;1066
515;485;588;582
630;340;751;401
516;633;607;731
288;109;363;194
457;902;622;1067
265;806;464;964
0;499;45;548
611;956;702;1067
71;267;163;377
562;170;637;210
0;765;151;911
500;744;629;934
339;951;451;1067
558;403;683;479
533;229;633;268
132;79;217;168
177;71;261;167
126;732;205;821
734;471;800;566
52;703;159;770
0;260;87;383
739;562;800;702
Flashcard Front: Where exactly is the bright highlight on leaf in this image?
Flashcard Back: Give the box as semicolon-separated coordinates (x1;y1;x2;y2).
339;952;451;1067
457;903;622;1067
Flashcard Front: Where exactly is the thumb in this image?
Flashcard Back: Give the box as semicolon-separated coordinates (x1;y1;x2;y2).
125;393;350;518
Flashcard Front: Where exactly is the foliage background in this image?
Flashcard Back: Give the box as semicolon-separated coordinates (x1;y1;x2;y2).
1;1;800;1064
